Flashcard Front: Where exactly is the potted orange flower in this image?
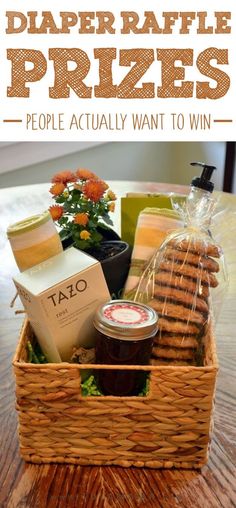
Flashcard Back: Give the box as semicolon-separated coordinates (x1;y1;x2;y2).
49;168;131;296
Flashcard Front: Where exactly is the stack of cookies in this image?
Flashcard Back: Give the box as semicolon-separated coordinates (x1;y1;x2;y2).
148;237;221;365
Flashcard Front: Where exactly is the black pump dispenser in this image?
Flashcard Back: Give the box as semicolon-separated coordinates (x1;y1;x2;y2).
190;162;216;193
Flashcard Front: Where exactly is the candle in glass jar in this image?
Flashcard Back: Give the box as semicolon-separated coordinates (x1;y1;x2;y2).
7;210;63;271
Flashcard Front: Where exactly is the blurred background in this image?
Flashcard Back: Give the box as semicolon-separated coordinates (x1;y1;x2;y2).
0;141;235;192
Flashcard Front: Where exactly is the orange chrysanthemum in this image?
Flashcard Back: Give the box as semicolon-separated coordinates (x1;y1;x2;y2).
50;182;65;196
74;213;89;226
52;170;76;184
83;179;106;203
106;190;117;201
75;168;97;180
49;205;64;221
80;230;91;240
100;180;109;191
108;202;115;212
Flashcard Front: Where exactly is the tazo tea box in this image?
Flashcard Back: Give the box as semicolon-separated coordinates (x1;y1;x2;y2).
13;247;110;362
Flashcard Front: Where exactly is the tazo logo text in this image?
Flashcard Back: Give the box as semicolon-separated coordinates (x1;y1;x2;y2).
47;279;87;306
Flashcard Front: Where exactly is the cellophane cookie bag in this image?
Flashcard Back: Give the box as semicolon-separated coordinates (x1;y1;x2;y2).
133;162;228;366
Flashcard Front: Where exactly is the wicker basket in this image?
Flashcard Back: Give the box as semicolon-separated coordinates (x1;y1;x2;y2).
12;319;218;469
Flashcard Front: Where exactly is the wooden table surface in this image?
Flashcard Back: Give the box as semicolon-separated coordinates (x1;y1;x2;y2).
0;181;236;508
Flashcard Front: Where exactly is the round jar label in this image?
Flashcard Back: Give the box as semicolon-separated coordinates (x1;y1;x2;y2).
104;303;150;325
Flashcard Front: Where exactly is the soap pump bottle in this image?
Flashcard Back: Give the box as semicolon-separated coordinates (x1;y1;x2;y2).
186;162;217;231
171;162;217;233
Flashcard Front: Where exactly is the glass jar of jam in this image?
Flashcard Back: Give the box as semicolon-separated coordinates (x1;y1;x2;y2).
93;300;158;396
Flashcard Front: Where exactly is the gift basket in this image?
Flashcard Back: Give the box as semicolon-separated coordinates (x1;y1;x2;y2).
11;165;227;469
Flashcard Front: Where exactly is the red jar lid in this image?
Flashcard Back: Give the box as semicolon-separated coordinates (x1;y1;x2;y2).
93;300;158;341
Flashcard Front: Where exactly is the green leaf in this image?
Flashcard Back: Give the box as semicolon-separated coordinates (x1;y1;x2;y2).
70;191;82;203
72;229;83;241
63;202;75;213
91;231;103;242
102;215;114;226
87;220;97;229
59;229;70;240
58;216;69;226
97;222;112;231
55;196;65;204
74;239;90;250
71;189;82;197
